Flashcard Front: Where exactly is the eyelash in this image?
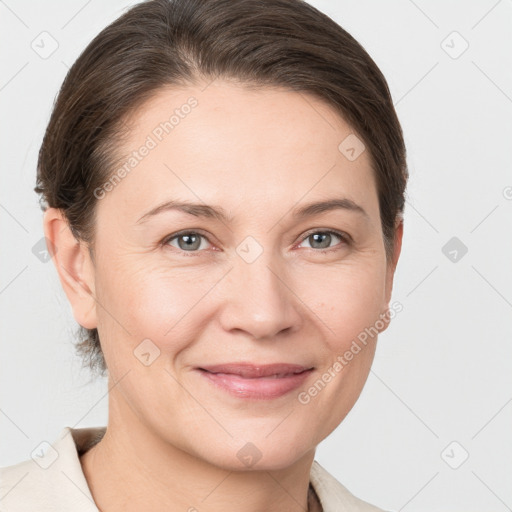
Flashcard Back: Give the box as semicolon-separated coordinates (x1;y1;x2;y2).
160;228;351;256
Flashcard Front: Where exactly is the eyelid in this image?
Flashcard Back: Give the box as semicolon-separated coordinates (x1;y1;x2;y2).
161;227;352;254
297;228;352;246
160;228;215;250
293;229;351;254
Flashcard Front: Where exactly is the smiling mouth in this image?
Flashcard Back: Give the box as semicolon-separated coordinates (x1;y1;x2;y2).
198;362;313;377
196;363;314;399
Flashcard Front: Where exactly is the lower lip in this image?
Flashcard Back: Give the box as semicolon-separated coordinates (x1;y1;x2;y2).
197;369;313;400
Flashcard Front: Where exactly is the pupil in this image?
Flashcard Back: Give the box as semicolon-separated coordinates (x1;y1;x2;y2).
180;234;199;250
312;233;330;248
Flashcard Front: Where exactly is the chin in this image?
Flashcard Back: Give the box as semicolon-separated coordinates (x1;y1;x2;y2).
196;431;315;472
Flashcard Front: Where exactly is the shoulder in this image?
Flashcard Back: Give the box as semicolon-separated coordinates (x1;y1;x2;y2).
0;457;44;511
310;460;391;512
0;426;103;511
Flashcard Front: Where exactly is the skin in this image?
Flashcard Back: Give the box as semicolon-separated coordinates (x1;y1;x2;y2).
44;79;403;512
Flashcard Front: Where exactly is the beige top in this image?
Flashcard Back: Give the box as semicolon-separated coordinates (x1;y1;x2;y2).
0;426;387;511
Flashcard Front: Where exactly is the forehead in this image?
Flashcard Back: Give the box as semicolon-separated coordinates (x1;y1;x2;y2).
97;79;379;225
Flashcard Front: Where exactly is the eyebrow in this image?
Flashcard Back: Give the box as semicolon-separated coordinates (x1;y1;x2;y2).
136;197;369;224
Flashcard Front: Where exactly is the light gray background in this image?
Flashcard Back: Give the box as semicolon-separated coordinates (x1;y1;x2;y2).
1;1;511;510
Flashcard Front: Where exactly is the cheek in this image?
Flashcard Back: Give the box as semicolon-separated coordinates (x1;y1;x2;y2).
94;256;216;351
94;247;386;365
302;260;386;351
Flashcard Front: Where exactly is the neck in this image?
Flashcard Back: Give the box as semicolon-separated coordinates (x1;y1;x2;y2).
79;386;319;512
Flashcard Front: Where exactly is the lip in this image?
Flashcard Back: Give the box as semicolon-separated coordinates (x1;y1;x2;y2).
196;363;314;400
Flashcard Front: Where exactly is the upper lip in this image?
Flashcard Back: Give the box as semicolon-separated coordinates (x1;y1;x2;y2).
198;363;313;378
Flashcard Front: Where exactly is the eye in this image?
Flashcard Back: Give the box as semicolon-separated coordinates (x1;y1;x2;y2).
297;230;350;252
162;231;212;253
161;228;350;256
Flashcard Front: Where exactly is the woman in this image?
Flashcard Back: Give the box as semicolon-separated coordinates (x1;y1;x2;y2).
0;0;407;510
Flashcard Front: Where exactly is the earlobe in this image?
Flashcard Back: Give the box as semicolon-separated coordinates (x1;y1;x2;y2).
43;208;97;330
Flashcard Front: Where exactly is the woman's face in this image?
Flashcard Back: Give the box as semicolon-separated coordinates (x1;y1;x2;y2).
82;80;401;470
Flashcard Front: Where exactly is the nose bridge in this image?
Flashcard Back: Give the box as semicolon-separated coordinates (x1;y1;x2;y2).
219;235;302;339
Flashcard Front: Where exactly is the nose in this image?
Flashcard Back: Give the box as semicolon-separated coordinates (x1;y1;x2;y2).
217;252;303;341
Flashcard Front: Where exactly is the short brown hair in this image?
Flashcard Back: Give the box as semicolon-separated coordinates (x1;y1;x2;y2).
35;0;408;377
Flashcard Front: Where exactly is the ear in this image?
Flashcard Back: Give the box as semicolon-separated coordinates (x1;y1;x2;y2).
379;217;404;333
43;208;97;330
